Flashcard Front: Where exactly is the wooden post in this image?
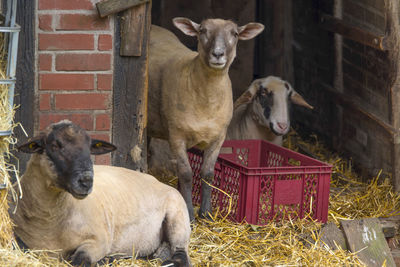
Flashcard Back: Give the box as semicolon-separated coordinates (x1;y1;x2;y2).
385;0;400;192
256;0;293;84
112;2;150;171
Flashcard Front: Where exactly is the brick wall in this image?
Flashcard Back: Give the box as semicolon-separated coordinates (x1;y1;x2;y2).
36;0;113;164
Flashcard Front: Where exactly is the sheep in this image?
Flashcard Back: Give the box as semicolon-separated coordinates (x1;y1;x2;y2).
148;76;313;177
148;18;264;221
226;76;313;145
9;120;191;267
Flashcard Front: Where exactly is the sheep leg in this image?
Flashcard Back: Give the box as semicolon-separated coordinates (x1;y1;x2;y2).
170;140;195;221
69;241;107;267
199;137;225;219
161;191;191;267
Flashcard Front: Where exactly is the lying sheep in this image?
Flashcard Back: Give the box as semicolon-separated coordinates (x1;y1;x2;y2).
226;76;313;145
148;17;264;221
148;76;313;177
10;120;191;267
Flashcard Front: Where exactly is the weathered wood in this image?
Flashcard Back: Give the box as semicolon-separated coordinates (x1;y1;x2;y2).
378;216;400;238
321;83;396;138
256;0;294;84
120;3;145;56
12;0;35;177
384;0;400;192
96;0;149;18
320;222;347;250
112;2;150;171
341;218;396;267
319;13;388;51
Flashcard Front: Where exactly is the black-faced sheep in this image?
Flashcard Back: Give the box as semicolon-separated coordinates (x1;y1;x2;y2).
10;120;191;267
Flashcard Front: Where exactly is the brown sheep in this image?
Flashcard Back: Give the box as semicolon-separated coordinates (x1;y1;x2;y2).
148;18;264;221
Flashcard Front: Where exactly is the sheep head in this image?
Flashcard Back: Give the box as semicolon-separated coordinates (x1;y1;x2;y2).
173;17;264;70
17;120;116;199
235;76;313;136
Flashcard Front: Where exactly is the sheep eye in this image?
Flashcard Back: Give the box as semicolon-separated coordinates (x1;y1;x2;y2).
231;30;238;37
199;28;207;34
52;141;63;150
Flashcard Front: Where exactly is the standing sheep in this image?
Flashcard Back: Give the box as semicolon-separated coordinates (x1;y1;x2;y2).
10;120;191;267
226;76;313;145
148;18;264;221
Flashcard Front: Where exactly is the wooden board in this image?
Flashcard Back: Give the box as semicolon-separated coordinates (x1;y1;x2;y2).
112;2;150;171
96;0;149;18
341;218;396;267
120;3;145;56
320;222;347;251
319;13;387;51
12;0;35;176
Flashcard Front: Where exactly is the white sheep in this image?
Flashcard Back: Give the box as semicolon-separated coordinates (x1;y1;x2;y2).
148;18;264;221
10;120;191;267
226;76;313;145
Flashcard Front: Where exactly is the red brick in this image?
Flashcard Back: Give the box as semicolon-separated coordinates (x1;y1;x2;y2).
56;54;111;71
40;74;94;90
39;113;94;131
98;34;112;51
39;0;93;10
58;14;110;31
97;74;112;90
95;114;111;131
95;154;111;165
55;93;110;110
90;133;110;142
39;14;52;31
39;94;51;111
39;34;94;51
39;54;52;71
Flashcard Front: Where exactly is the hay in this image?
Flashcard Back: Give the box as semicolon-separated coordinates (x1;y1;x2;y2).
0;30;20;250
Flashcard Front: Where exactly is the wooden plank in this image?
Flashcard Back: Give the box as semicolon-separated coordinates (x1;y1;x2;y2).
256;0;294;84
319;13;388;51
384;0;400;192
320;222;347;250
112;2;150;171
96;0;149;18
11;0;35;176
378;216;400;238
341;218;396;267
120;3;145;56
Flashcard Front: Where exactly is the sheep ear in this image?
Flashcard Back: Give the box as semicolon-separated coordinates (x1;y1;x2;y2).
234;80;261;109
90;140;117;155
238;23;264;40
291;91;314;109
17;137;44;154
172;17;200;36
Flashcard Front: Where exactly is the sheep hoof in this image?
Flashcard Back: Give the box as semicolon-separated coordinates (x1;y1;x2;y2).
198;211;214;222
70;250;92;267
161;250;190;267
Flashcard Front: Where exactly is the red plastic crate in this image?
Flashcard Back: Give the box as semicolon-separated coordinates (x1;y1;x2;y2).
188;140;332;225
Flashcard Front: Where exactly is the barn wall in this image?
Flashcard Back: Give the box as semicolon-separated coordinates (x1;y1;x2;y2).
36;0;113;164
293;0;395;180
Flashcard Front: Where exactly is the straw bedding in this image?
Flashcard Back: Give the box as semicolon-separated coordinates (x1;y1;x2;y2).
1;130;398;266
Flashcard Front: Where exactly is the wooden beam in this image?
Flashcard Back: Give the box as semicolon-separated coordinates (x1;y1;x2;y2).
96;0;149;18
12;0;35;175
384;0;400;192
341;218;396;267
120;3;145;56
112;2;150;171
319;13;388;51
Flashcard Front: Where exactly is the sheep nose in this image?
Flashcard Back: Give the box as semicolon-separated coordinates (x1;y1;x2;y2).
277;122;288;131
212;50;224;59
78;171;93;189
